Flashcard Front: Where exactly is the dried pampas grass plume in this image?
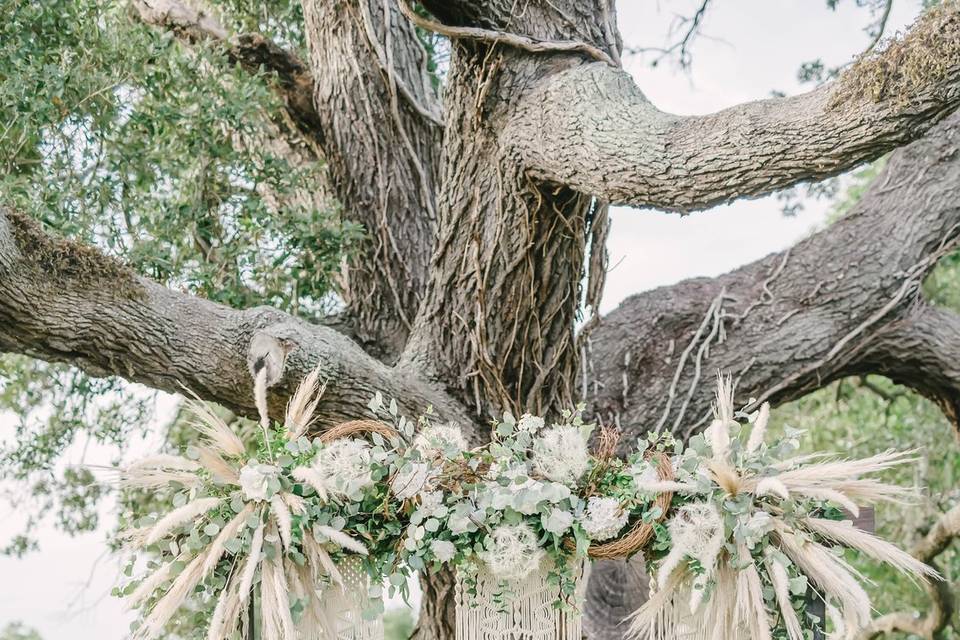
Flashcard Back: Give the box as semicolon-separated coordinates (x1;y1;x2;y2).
629;374;933;640
143;496;221;547
285;364;326;439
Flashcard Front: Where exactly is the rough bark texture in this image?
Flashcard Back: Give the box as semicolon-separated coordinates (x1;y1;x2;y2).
302;0;442;361
0;208;472;430
506;4;960;212
586;111;960;443
6;1;960;638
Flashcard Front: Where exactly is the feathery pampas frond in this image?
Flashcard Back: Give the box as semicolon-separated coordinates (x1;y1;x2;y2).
121;468;202;490
801;517;939;581
126;558;179;608
202;504;254;577
316;525;368;555
746;402;770;453
184;400;246;458
238;520;265;604
207;573;242;640
270;494;293;550
303;531;343;587
285;364;325;439
143;496;221;547
764;553;804;640
292;466;330;501
135;551;210;640
260;553;297;640
197;447;240;485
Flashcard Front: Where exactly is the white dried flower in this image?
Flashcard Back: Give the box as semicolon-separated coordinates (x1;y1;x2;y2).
417;490;445;517
391;462;432;500
430;539;457;563
542;508;574;535
480;523;544;580
516;414;545;435
581;496;629;541
309;439;374;499
669;503;725;562
238;463;280;502
413;422;468;459
532;425;589;485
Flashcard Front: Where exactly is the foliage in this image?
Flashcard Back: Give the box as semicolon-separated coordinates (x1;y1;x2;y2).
770;379;960;638
117;376;673;638
383;608;416;640
120;374;933;640
0;0;357;552
0;623;42;640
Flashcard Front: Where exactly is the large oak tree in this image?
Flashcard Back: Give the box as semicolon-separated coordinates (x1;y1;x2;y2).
2;0;960;637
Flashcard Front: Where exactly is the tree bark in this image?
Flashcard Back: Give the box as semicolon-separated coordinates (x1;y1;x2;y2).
586;110;960;445
399;1;619;421
301;0;442;361
506;4;960;212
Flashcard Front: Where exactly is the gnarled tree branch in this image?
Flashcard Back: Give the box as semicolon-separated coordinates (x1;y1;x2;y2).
0;207;472;431
586;109;960;442
504;3;960;212
855;304;960;427
855;503;960;640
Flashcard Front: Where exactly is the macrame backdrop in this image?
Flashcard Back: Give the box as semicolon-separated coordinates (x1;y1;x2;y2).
323;558;385;640
455;559;590;640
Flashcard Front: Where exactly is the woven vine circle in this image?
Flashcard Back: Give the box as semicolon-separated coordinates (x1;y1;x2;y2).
569;450;674;559
320;420;674;560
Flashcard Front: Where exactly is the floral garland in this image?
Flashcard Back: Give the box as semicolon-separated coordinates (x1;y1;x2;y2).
115;371;936;640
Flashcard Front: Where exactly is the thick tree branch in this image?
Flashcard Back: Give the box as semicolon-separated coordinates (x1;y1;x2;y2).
586;110;960;441
0;207;472;430
505;3;960;212
396;0;616;67
131;0;322;148
854;503;960;640
855;304;960;427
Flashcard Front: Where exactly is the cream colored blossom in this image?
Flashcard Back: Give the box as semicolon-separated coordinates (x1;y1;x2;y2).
532;425;589;485
308;439;374;499
480;523;544;580
581;496;629;541
414;422;468;459
238;463;279;502
516;414;545;434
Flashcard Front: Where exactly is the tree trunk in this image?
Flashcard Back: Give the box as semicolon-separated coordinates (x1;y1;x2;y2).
6;2;960;639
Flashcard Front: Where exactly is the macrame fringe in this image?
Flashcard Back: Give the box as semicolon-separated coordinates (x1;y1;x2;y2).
455;559;589;640
321;557;384;640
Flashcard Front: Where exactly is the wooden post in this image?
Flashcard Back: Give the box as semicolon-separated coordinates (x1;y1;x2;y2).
807;507;876;637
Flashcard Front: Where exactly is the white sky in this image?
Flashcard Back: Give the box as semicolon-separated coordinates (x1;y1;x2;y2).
0;2;926;638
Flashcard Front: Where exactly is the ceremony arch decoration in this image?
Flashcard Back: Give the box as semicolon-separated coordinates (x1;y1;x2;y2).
115;369;938;640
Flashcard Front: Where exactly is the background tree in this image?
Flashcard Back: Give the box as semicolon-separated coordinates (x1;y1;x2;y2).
2;0;960;638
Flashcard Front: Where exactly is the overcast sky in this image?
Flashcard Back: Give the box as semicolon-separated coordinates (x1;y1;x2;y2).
0;2;926;638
